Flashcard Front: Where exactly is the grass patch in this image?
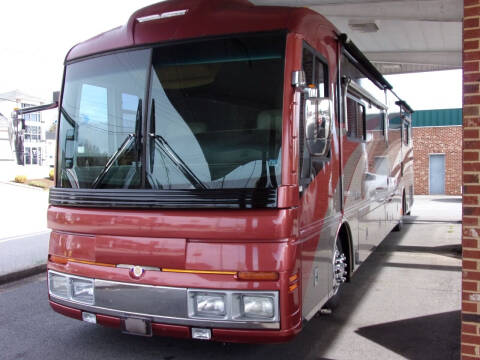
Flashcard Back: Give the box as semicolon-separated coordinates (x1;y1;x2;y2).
26;178;54;190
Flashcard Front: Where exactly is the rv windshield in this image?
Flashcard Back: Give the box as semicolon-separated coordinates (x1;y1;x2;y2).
57;33;285;190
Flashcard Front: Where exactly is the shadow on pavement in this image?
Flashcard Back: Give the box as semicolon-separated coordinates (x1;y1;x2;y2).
382;261;461;272
379;243;462;259
355;311;460;360
404;216;462;224
431;198;462;203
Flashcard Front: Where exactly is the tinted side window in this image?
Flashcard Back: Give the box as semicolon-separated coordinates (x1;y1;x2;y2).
366;106;385;134
346;97;365;140
404;122;410;145
315;58;327;97
302;46;328;97
302;47;314;87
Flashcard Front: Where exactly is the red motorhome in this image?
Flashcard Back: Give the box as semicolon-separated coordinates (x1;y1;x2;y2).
46;0;414;343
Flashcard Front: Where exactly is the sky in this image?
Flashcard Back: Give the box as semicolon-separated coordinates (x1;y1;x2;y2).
0;0;462;112
385;69;462;111
0;0;154;101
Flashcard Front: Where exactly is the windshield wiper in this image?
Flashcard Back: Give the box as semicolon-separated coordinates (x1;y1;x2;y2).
150;133;207;190
149;99;155;172
91;99;142;189
91;134;135;188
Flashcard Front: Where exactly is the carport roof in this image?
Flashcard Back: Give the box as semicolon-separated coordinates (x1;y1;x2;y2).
412;108;462;127
251;0;462;75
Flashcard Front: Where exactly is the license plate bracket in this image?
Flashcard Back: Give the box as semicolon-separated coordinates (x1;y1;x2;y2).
122;317;152;337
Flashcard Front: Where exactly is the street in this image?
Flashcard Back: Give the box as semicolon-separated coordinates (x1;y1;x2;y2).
0;200;461;359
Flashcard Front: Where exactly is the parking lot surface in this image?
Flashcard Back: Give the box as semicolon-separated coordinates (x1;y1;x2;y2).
0;196;461;359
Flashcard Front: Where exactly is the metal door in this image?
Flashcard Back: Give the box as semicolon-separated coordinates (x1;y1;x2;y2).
429;154;445;195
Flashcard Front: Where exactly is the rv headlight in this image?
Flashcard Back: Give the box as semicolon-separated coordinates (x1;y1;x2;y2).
190;292;226;318
70;277;94;304
241;295;274;319
49;272;69;299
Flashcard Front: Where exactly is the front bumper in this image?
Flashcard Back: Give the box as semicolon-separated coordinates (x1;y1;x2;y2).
48;270;280;331
49;300;302;343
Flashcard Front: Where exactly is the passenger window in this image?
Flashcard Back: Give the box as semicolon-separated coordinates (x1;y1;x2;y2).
365;104;385;140
315;58;327;97
302;47;314;87
404;122;410;145
346;97;365;140
302;45;328;97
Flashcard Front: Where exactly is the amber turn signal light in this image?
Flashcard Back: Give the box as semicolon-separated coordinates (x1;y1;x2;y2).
236;271;279;281
48;255;68;264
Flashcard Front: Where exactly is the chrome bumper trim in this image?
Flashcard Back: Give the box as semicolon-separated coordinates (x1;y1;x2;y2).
49;273;280;330
94;279;187;318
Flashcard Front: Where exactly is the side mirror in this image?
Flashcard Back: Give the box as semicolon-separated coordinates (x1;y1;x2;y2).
292;70;318;98
292;70;306;89
305;98;333;157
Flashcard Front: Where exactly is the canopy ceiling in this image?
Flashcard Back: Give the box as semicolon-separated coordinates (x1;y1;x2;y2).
251;0;462;75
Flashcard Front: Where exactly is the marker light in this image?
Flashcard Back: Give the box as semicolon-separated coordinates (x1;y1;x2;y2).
237;271;279;281
191;328;212;340
82;312;97;324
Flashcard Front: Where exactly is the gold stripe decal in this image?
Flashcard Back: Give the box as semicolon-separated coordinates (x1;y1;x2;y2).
162;268;237;275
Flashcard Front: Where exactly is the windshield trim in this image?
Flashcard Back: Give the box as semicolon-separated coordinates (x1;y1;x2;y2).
65;30;288;66
49;187;278;209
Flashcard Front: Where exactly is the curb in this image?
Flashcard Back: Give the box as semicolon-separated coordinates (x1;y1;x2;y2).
0;181;49;192
0;264;47;285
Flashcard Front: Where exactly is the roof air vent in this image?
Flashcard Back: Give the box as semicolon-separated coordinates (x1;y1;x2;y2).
137;9;188;23
348;20;379;33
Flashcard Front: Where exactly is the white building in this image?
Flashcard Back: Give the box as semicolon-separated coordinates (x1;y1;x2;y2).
0;112;15;162
45;129;56;168
0;90;48;165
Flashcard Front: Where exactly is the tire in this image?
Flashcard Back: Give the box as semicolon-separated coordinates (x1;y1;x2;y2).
392;193;406;232
392;217;403;232
324;236;348;309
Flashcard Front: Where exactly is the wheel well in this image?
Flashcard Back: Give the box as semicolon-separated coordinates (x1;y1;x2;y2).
338;223;354;280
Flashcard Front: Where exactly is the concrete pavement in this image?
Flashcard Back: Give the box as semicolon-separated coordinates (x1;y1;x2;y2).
0;181;50;281
407;195;462;222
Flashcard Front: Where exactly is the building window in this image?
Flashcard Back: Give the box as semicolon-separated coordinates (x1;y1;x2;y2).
21;103;41;123
25;147;31;164
25;125;41;142
23;146;42;165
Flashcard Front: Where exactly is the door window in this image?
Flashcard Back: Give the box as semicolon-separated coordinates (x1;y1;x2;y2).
299;43;329;189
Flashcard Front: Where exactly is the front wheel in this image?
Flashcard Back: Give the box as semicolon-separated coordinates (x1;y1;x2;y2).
325;237;348;309
392;193;406;232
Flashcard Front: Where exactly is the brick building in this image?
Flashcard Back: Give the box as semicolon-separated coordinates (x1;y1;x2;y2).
463;1;480;358
412;108;462;195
